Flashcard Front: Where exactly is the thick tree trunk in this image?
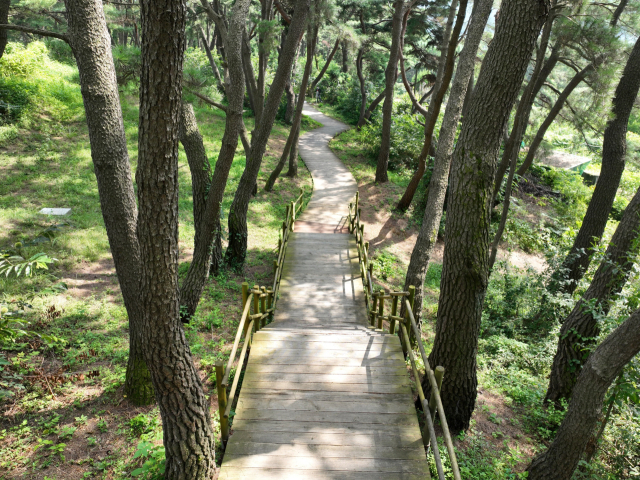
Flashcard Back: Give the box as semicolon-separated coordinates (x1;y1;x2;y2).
136;0;216;477
284;79;296;124
546;182;640;404
0;0;9;60
516;61;599;178
267;24;317;190
64;0;153;406
226;0;311;267
242;29;261;123
396;0;467;211
286;125;300;177
527;307;640;480
427;0;548;431
552;38;640;295
375;0;405;183
493;16;559;198
404;0;491;333
179;0;251;319
309;37;340;94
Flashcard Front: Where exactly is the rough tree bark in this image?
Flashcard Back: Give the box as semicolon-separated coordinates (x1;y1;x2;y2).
226;0;311;267
396;0;467;211
493;9;559;198
64;0;153;406
527;306;640;480
178;103;223;279
0;0;9;59
375;0;406;183
135;0;216;477
266;23;317;190
427;0;549;431
403;0;491;330
309;37;340;94
545;182;640;404
551;37;640;295
179;0;251;319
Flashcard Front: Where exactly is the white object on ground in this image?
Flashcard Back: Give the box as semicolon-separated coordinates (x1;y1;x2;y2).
39;208;71;216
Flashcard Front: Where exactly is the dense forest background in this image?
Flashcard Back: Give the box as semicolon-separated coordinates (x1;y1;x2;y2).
0;0;639;478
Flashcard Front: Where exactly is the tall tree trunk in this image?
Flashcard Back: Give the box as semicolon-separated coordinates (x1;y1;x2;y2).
546;181;640;404
179;0;251;319
516;60;599;177
403;0;491;333
0;0;9;60
225;0;311;267
375;0;405;183
242;29;261;123
356;47;367;126
356;89;385;128
527;306;640;480
256;0;273;123
286;125;301;177
266;23;317;190
396;0;467;211
493;14;559;198
427;0;548;431
551;38;640;295
341;39;348;73
136;0;216;477
309;36;340;94
64;0;154;406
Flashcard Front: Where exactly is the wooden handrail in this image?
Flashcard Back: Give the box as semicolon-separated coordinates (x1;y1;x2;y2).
216;188;305;447
348;190;462;480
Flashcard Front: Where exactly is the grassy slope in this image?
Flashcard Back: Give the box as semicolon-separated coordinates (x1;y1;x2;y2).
0;50;319;478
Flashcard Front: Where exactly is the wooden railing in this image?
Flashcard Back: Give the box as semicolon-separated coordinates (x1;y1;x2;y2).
215;189;304;446
348;191;462;480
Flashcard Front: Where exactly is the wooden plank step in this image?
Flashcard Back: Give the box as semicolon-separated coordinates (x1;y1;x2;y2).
235;398;415;414
218;468;426;480
243;358;400;367
221;455;429;474
240;372;409;386
237;390;413;403
249;342;402;353
244;364;407;375
224;442;425;460
237;382;412;395
225;430;424;448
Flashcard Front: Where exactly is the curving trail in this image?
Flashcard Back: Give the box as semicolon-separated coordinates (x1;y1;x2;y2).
219;104;430;479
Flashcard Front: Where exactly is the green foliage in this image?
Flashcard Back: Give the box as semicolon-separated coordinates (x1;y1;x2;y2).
131;433;165;479
129;413;158;437
113;45;141;85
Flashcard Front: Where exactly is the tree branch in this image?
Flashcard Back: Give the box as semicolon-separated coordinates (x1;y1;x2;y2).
273;0;291;24
0;24;69;43
400;50;428;116
187;89;228;113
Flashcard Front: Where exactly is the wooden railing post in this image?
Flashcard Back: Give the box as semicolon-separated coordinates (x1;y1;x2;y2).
252;285;260;334
260;286;267;329
215;360;229;444
429;366;445;419
371;292;378;328
408;285;416;347
267;287;273;322
390;294;399;334
242;283;250;338
377;290;385;330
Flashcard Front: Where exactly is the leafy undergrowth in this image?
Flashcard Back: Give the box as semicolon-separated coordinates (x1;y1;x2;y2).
0;45;318;479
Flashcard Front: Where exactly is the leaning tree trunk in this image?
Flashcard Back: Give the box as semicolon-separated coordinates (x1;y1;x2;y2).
179;0;251;319
266;23;317;190
356;47;367;125
356;89;385;128
341;39;348;73
64;0;153;406
546;181;640;404
286;125;301;176
309;37;340;94
0;0;9;59
516;60;599;178
136;0;216;477
225;0;311;267
396;0;466;211
375;0;405;183
427;0;548;431
403;0;491;331
493;13;559;198
552;38;640;295
527;306;640;480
